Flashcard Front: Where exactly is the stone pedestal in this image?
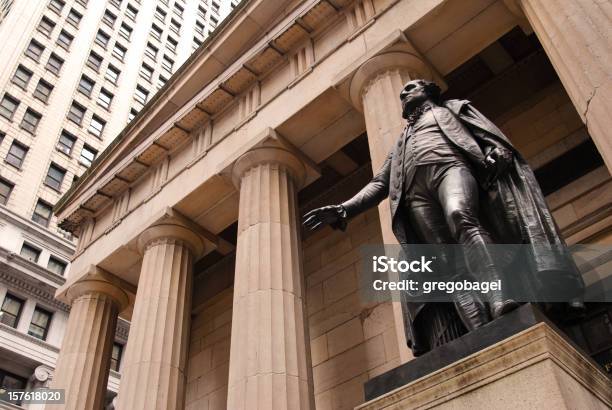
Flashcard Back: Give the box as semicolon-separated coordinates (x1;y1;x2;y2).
47;267;128;410
358;305;612;410
226;137;315;410
115;221;205;410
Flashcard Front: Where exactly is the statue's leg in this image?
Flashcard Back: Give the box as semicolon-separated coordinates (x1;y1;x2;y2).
436;164;519;319
404;167;489;349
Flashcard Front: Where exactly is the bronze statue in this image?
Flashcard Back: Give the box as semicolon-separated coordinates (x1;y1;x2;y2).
303;79;584;356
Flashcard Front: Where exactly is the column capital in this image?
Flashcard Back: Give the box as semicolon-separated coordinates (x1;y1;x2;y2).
333;31;445;111
349;51;434;111
137;207;218;258
62;265;130;311
221;127;319;190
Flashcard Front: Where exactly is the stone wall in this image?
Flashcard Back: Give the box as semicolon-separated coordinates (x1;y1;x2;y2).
185;288;233;410
303;208;399;410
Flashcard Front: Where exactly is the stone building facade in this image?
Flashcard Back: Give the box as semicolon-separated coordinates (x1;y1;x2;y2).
51;0;611;409
0;0;238;407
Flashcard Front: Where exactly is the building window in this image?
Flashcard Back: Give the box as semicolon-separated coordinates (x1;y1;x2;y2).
0;294;24;328
80;144;97;167
88;115;105;137
77;75;95;97
157;75;168;89
134;85;148;105
28;307;52;340
154;6;166;22
86;51;103;72
112;43;127;61
76;0;88;7
195;20;204;35
95;29;110;49
67;8;82;27
45;163;66;191
102;9;116;27
0;178;14;205
105;64;120;84
170;18;181;34
145;42;158;59
127;108;137;122
47;256;67;275
57;129;76;155
125;4;137;20
20;109;42;134
6;141;27;169
119;23;132;41
48;0;65;14
11;65;33;90
56;29;74;50
21;242;41;262
162;55;174;73
25;39;44;62
173;3;184;17
197;5;206;19
151;24;162;41
98;88;113;110
33;79;54;103
46;53;64;75
140;64;153;81
210;15;218;26
109;0;121;8
37;16;55;37
32;199;53;226
0;94;19;120
166;36;178;54
110;343;123;371
0;369;27;394
212;1;220;13
67;101;86;125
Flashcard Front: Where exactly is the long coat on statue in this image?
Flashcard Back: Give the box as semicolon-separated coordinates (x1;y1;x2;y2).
341;99;583;355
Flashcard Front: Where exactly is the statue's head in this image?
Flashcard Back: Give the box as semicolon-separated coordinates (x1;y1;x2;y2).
400;79;441;119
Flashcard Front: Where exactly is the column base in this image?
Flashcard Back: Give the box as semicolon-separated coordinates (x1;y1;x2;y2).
358;304;612;409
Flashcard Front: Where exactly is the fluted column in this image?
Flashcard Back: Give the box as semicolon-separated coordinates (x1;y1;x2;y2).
509;0;612;171
47;267;128;410
116;222;204;410
349;50;437;363
227;140;314;410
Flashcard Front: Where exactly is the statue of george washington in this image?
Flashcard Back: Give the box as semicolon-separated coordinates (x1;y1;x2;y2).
303;79;584;356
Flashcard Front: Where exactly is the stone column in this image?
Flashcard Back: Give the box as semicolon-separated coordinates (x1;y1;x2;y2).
349;50;438;363
509;0;612;171
47;267;128;410
115;221;204;410
226;139;314;410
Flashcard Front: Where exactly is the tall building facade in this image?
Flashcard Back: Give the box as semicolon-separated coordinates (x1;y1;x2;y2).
0;0;238;407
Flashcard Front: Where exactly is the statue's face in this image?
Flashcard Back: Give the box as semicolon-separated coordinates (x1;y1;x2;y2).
400;80;429;118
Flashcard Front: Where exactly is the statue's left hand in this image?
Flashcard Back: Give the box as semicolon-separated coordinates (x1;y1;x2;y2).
484;147;513;182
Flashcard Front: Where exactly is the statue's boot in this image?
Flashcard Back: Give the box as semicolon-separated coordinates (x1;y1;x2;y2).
453;290;490;330
463;240;519;319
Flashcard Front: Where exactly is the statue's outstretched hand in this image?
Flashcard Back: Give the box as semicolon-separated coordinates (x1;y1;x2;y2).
303;205;348;231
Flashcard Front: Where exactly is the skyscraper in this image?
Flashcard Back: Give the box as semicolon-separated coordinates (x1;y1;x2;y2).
0;0;238;405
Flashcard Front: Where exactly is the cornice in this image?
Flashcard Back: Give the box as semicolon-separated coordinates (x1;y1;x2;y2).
0;206;76;254
0;322;60;353
0;259;69;311
0;247;66;287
